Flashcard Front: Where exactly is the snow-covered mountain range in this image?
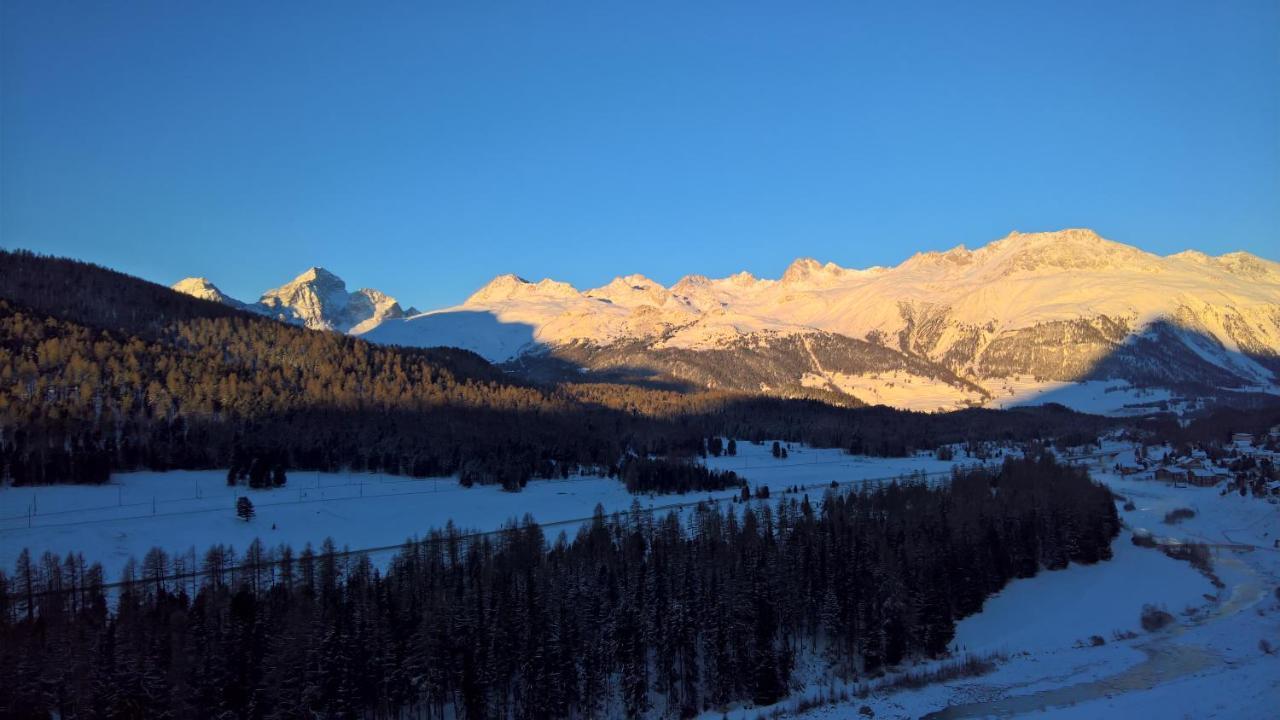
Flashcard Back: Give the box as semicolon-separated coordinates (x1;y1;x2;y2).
175;229;1280;413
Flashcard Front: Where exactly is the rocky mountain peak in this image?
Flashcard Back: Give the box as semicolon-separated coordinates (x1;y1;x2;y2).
1206;251;1280;282
781;257;847;285
292;266;343;284
671;274;712;293
171;277;234;303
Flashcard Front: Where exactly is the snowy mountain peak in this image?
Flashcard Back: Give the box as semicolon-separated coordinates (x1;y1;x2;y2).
262;267;346;301
982;228;1112;258
961;228;1153;277
532;278;583;297
901;245;975;271
171;277;240;306
618;273;662;289
466;274;531;303
781;257;848;285
671;274;711;292
1003;227;1103;243
1210;251;1280;281
291;266;343;284
587;274;671;308
467;274;580;304
258;267;355;330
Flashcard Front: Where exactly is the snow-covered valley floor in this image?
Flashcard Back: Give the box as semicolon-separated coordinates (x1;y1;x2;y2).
3;442;1275;718
0;442;969;583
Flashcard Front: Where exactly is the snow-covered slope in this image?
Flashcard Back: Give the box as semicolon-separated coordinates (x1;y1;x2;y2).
366;229;1280;411
172;267;409;333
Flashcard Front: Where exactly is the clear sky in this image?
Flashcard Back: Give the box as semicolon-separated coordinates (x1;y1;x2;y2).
2;1;1277;310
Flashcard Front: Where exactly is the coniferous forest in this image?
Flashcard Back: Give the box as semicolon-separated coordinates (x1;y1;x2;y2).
0;456;1118;719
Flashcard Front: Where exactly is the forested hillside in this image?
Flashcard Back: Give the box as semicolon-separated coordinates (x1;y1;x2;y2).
0;456;1120;718
0;251;1114;486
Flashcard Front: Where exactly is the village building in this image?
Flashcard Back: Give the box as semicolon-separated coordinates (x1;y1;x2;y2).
1186;467;1227;487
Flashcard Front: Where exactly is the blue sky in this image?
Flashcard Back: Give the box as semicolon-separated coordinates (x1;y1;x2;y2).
2;1;1277;310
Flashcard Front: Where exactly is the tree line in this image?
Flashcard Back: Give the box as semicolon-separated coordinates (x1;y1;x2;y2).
0;455;1119;718
618;456;742;495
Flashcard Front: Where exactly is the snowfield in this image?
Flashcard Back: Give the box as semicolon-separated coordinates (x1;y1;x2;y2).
800;370;979;413
0;441;968;583
988;378;1178;416
949;536;1209;657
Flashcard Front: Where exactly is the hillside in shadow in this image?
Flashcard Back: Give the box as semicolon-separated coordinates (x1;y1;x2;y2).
362;309;538;364
998;318;1279;413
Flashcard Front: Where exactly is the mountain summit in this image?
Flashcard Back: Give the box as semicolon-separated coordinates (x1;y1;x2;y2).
170;277;246;308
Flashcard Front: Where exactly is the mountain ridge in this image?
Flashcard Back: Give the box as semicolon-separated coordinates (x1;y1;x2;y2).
174;229;1280;413
173;265;410;333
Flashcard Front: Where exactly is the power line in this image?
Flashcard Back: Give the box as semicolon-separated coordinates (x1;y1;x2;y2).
2;451;1111;603
2;466;965;603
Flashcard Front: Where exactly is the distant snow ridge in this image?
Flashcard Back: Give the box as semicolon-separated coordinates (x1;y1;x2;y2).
175;230;1280;413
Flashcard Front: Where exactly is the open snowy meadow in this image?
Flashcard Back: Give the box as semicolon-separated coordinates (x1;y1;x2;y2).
0;440;971;582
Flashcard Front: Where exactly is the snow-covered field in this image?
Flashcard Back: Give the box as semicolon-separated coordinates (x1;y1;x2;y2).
989;378;1178;415
801;370;979;412
0;441;970;582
